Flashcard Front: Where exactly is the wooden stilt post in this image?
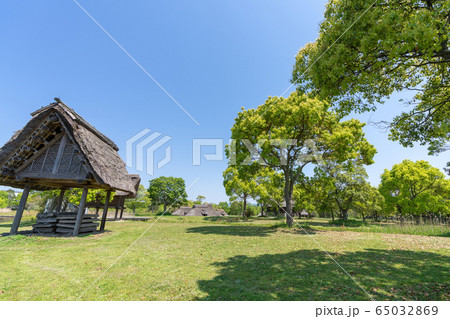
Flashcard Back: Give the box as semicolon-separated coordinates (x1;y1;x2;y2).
55;189;66;213
73;187;89;236
100;190;111;231
10;186;31;235
119;207;124;220
114;207;119;221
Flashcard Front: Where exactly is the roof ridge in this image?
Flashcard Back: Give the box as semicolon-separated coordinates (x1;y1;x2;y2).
31;98;119;151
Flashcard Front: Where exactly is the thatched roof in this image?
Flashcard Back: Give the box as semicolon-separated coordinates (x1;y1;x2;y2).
0;99;138;195
172;207;191;216
86;175;141;209
172;203;228;217
300;210;309;216
186;204;217;216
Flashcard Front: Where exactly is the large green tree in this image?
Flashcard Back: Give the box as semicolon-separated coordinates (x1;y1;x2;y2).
148;176;188;213
228;92;376;226
353;185;385;221
292;0;450;154
314;161;371;220
379;160;450;220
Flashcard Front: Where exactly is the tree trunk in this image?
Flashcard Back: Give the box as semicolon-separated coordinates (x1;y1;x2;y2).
343;210;348;220
283;171;295;227
285;196;293;227
164;203;167;213
242;194;247;219
331;210;335;221
133;206;136;214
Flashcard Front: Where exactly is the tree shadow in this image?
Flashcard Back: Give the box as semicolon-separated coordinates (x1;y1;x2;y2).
186;225;277;237
187;224;318;237
197;249;449;301
203;216;246;223
0;220;34;228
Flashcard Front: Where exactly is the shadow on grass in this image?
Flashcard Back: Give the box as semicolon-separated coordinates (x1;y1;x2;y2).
187;225;277;237
0;220;35;228
203;216;247;223
197;249;449;301
187;223;318;237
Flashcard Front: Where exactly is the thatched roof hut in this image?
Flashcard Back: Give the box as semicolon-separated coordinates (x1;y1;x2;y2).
0;99;139;235
172;204;228;217
300;210;309;218
0;99;137;194
172;207;191;216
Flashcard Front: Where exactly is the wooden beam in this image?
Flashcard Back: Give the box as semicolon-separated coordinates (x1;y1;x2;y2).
99;190;111;231
119;196;125;219
10;186;31;235
55;189;66;213
52;134;67;174
72;187;89;236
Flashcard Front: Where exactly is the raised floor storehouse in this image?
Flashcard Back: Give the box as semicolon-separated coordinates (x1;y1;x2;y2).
0;99;139;236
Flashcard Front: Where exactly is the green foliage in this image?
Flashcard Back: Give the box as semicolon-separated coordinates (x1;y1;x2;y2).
353;185;385;221
227;91;376;226
0;190;17;209
379;160;450;218
36;188;111;213
253;169;284;209
314;161;375;220
216;201;230;213
148;176;188;212
223;166;257;217
0;196;7;209
196;195;206;204
0;191;8;208
292;0;450;154
245;204;259;217
293;185;315;213
229;201;244;216
125;185;152;214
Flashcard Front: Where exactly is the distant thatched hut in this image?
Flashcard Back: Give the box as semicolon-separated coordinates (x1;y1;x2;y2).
267;200;300;217
0;99;139;236
172;207;191;216
300;210;309;218
172;203;228;217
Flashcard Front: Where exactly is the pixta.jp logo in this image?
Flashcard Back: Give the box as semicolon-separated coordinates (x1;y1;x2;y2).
126;129;172;176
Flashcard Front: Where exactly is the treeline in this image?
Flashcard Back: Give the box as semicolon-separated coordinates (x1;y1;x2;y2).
223;159;450;224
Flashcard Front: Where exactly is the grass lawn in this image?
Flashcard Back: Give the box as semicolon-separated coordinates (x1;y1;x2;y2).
0;216;448;301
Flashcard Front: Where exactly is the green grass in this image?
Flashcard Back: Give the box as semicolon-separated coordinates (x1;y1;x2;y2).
0;216;448;301
317;219;449;237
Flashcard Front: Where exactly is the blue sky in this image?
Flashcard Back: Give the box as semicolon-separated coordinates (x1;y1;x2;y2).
0;0;447;203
